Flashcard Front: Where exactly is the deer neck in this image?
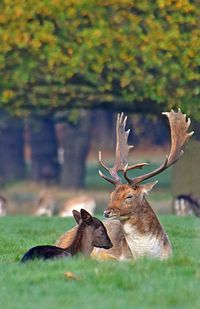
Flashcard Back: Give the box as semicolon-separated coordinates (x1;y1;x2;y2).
67;223;93;256
121;197;163;234
120;197;171;259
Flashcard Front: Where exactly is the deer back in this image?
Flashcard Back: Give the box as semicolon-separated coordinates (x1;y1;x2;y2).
35;190;55;217
59;195;96;217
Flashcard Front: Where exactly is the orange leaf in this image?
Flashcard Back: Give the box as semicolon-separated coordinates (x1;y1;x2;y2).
64;271;81;280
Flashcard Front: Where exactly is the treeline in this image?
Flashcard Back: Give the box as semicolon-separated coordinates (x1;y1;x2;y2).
0;109;172;189
0;0;199;188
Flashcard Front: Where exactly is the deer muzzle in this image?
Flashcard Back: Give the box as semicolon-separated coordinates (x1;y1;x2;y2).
104;209;111;218
104;208;121;220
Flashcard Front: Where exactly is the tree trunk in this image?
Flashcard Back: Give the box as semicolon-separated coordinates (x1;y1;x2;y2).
29;114;59;184
60;110;92;189
0;111;25;184
91;110;116;151
192;121;200;141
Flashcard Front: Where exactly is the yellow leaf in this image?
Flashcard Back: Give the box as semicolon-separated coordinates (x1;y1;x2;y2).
64;271;81;281
2;90;15;100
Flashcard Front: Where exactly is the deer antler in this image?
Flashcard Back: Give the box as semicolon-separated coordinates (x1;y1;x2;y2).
99;113;149;187
124;109;194;186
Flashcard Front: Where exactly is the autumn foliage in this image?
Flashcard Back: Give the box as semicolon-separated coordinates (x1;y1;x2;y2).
0;0;199;117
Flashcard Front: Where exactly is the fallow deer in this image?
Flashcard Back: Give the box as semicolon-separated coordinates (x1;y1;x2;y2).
59;195;96;217
35;190;56;217
0;194;7;217
21;209;112;262
174;194;200;218
55;110;194;260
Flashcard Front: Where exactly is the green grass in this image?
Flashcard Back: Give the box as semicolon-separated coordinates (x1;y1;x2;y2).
0;215;200;309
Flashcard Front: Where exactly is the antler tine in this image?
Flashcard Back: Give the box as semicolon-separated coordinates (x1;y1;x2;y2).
114;112;134;171
98;151;120;186
98;169;117;186
99;112;139;187
126;162;150;171
124;109;194;186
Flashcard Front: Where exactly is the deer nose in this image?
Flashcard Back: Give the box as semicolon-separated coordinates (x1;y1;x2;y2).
104;209;111;218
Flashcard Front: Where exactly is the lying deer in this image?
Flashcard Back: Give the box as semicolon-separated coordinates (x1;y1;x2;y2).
55;110;193;260
0;194;7;216
35;190;56;217
21;209;112;262
59;195;96;217
174;194;200;218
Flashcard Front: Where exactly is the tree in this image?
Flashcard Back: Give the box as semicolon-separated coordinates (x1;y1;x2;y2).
60;110;93;188
28;114;59;183
0;0;199;118
0;0;199;188
0;111;25;183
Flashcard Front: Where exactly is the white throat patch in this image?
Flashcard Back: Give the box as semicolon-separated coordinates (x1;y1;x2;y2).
123;222;163;259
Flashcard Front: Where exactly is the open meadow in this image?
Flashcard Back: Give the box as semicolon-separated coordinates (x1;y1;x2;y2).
0;214;200;309
0;154;199;309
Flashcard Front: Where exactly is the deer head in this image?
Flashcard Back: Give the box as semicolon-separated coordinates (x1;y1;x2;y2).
73;209;113;249
99;110;194;220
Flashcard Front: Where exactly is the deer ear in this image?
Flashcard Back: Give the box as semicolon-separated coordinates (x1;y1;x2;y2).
141;181;158;195
72;210;82;225
80;209;94;225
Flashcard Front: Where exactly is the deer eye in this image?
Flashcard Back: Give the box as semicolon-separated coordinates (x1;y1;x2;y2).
125;195;133;202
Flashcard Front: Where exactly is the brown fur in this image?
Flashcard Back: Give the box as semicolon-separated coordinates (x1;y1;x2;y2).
108;185;163;235
104;184;172;259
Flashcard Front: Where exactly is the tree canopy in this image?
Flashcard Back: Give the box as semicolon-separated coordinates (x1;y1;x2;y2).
0;0;199;118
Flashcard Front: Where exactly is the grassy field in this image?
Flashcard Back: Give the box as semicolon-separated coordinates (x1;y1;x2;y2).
0;215;200;309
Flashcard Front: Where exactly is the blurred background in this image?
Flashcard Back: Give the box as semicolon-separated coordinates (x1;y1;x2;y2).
0;0;199;216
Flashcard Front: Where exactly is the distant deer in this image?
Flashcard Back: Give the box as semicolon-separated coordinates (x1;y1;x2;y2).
35;190;55;217
0;194;7;216
55;110;194;260
59;195;96;217
174;194;200;218
21;209;112;262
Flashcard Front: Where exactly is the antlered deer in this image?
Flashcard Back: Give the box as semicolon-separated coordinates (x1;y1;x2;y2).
55;110;194;260
21;209;112;262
